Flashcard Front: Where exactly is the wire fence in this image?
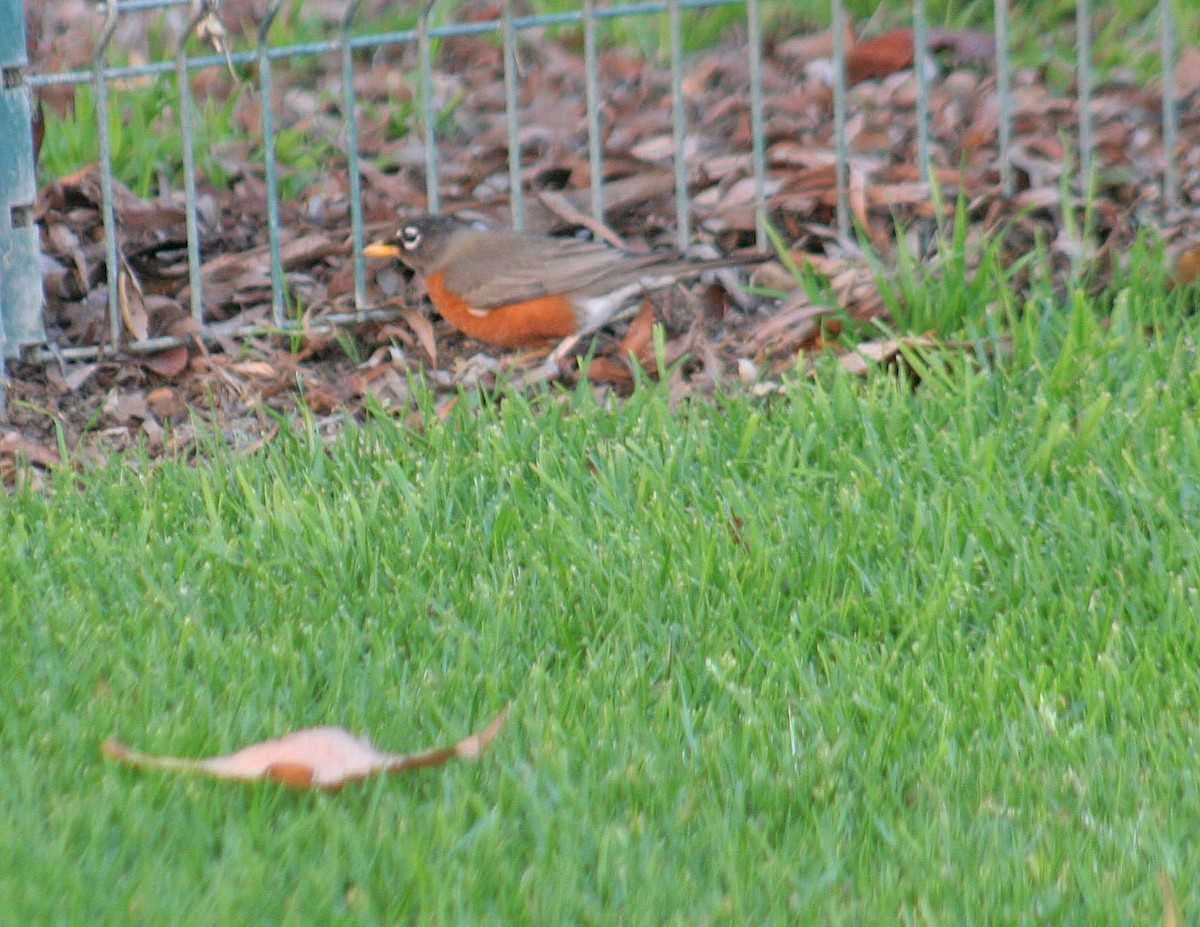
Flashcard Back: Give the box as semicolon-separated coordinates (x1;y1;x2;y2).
2;0;1190;410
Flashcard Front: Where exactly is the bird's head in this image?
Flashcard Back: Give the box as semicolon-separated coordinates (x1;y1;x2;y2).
363;213;473;276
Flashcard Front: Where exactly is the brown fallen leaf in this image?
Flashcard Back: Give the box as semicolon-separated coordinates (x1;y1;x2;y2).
279;233;347;271
847;29;914;84
436;394;461;423
848;167;872;241
1174;246;1200;286
401;307;439;366
51;362;100;393
146;386;187;420
0;432;62;469
838;335;940;378
103;708;507;791
777;26;851;66
229;360;278;379
619;299;656;366
1175;48;1200;103
536;189;628;250
581;355;635;386
118;270;149;341
138;345;191;379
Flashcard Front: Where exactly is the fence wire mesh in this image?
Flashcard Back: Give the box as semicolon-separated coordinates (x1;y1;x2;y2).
7;0;1195;394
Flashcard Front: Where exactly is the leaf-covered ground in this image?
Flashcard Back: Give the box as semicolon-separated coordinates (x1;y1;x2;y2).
7;0;1200;482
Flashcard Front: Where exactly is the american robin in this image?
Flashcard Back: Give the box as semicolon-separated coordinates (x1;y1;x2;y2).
364;214;763;349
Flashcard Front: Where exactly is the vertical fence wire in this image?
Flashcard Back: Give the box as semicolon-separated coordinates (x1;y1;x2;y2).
502;0;525;229
583;0;604;221
994;0;1012;197
258;0;286;325
341;0;367;309
913;0;929;184
1076;0;1093;192
746;0;766;249
1160;0;1178;213
418;1;440;213
92;0;122;348
667;0;689;247
832;0;850;241
176;4;209;323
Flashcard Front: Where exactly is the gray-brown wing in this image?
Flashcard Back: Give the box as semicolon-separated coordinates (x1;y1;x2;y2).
440;232;671;310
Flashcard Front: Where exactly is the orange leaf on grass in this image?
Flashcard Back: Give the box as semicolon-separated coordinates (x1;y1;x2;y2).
103;709;507;791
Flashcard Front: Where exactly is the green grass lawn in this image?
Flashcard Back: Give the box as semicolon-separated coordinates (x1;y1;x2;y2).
3;276;1198;923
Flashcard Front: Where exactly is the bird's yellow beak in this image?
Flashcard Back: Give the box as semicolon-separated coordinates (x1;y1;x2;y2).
364;241;403;259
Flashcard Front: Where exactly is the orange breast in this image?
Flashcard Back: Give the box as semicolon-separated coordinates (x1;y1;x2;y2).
424;271;580;348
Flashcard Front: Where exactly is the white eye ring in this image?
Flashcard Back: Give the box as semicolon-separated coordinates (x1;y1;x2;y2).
400;226;422;249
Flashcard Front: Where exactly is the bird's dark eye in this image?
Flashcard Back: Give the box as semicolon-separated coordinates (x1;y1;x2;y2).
400;226;422;250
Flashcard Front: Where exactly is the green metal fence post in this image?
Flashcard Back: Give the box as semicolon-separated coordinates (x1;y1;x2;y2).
0;0;45;412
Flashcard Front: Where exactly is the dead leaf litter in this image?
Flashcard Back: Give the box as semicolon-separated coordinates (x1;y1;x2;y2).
9;1;1199;481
